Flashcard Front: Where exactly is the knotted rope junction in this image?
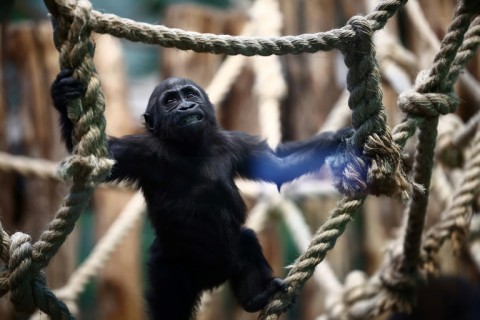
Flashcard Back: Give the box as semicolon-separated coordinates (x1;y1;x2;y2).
0;0;479;319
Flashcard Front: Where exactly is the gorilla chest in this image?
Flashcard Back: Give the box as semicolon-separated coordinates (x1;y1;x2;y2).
148;156;243;215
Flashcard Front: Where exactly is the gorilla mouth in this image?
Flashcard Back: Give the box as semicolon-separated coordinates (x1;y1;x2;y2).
181;114;204;126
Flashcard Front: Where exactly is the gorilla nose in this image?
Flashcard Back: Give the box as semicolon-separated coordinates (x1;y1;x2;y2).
178;102;196;111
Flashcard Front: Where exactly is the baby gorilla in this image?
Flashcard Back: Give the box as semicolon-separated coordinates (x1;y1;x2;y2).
51;71;351;319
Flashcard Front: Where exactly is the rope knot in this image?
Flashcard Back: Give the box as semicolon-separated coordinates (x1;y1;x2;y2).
379;254;426;313
342;15;373;53
328;131;411;198
58;155;114;185
398;91;458;118
8;232;39;312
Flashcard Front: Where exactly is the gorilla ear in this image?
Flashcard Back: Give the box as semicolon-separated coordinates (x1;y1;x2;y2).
143;113;154;132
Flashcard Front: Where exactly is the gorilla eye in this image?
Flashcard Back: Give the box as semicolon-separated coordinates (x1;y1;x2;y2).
185;92;198;99
163;94;178;108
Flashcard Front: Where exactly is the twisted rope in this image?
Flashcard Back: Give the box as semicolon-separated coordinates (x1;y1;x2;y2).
328;16;409;198
422;122;480;273
260;3;408;319
321;3;480;319
260;196;365;319
0;0;474;319
0;1;112;318
33;0;113;272
340;111;480;320
44;0;406;56
392;12;480;148
394;0;473;282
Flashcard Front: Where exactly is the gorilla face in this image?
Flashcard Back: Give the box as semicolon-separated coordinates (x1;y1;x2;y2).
144;78;217;144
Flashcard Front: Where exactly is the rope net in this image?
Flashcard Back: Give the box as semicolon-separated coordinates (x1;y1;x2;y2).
0;0;479;319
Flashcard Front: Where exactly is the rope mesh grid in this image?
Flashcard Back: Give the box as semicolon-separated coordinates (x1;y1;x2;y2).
0;0;478;319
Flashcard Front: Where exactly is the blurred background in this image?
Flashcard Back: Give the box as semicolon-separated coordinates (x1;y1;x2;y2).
1;0;480;319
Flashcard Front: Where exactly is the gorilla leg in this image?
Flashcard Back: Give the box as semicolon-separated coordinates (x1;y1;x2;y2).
147;261;202;320
230;227;286;312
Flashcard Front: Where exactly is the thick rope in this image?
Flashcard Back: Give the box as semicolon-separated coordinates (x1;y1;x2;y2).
0;0;475;318
278;199;342;294
321;3;480;319
44;0;407;56
344;111;480;320
33;0;113;273
258;3;408;319
392;0;473;286
328;16;409;198
392;11;480;148
0;0;112;318
444;16;480;88
324;4;478;318
260;196;365;319
422;123;480;273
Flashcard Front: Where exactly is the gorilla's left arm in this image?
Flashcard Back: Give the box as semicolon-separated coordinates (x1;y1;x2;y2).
234;129;351;186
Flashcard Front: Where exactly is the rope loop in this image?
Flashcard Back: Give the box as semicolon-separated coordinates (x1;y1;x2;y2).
342;15;373;54
8;233;38;312
379;254;426;313
58;155;114;185
398;91;458;118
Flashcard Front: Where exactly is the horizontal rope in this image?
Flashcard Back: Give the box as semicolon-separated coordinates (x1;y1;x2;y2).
44;0;407;56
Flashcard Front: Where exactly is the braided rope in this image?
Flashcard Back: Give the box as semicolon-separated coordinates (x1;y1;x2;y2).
320;2;480;319
0;1;112;318
422;123;480;273
44;0;407;56
392;14;480;148
260;196;365;319
394;0;473;282
328;16;409;198
0;0;475;318
335;111;480;320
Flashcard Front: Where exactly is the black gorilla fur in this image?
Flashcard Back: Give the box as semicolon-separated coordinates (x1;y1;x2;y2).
51;70;352;319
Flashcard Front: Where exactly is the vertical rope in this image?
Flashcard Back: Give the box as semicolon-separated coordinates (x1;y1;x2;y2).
423;118;480;272
329;16;409;198
32;0;112;272
399;0;474;275
0;1;112;318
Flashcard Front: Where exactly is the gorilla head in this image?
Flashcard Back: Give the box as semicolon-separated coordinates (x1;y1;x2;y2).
143;78;217;145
